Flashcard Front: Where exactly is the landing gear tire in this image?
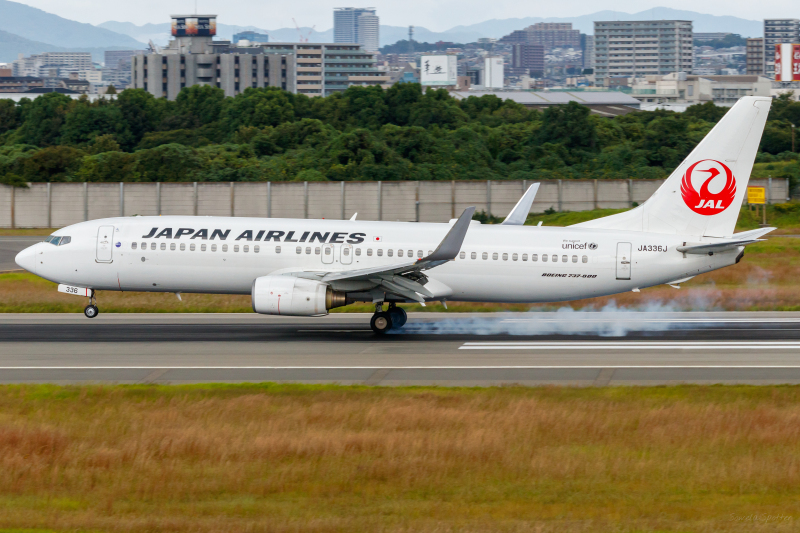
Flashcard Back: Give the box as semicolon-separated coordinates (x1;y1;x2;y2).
388;307;407;328
370;312;393;334
84;305;99;319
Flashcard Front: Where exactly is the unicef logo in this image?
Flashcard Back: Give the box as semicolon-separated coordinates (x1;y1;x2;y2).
588;243;598;250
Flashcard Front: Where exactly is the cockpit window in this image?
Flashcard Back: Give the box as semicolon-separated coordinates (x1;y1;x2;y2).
45;235;71;245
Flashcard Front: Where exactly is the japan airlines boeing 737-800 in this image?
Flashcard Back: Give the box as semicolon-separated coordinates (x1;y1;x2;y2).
15;96;775;333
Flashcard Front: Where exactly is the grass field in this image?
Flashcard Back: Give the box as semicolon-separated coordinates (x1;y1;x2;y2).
0;384;797;532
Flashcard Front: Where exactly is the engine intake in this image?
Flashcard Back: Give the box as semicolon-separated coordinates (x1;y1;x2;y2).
251;276;346;316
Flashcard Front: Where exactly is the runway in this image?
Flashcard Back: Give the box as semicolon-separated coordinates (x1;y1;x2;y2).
0;237;42;271
1;312;800;386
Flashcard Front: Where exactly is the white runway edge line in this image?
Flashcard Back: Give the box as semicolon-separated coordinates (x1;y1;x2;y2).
460;341;800;350
5;365;800;370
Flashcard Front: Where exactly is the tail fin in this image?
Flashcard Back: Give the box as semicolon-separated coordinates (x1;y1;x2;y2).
574;96;771;237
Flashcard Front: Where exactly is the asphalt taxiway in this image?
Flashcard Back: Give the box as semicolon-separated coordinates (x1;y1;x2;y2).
1;312;799;386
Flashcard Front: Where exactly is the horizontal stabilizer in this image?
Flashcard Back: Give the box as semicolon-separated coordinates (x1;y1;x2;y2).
677;227;775;254
501;184;539;225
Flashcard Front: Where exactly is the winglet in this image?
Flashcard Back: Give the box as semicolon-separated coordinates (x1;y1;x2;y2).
349;213;358;221
422;206;475;262
501;183;539;225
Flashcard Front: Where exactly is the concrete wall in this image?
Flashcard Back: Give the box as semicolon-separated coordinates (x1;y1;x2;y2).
0;178;790;228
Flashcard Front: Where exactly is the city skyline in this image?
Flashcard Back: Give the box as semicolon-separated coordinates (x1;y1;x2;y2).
7;0;799;33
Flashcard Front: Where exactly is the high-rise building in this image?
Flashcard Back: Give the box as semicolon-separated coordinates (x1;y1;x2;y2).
763;19;800;78
511;44;544;77
746;38;765;75
105;50;138;70
334;8;379;52
581;34;595;70
131;15;387;99
594;20;693;83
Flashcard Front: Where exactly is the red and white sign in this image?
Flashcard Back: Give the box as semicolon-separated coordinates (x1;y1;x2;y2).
680;159;737;216
373;236;382;242
775;43;800;82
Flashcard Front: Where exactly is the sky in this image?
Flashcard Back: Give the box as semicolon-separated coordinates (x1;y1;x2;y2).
11;0;796;30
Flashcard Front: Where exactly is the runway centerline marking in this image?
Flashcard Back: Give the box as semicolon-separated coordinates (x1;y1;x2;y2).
5;365;800;370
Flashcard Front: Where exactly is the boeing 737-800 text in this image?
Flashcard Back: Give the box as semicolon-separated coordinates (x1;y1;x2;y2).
15;96;774;333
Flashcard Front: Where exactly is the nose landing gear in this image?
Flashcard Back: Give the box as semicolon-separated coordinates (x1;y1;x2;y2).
370;303;407;334
84;291;99;318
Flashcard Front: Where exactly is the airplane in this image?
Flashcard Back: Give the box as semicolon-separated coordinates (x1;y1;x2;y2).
15;96;774;334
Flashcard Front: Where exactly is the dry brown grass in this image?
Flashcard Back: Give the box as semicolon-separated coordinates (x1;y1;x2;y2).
0;385;799;532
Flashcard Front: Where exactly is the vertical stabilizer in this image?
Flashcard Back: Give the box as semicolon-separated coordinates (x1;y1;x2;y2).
574;96;771;237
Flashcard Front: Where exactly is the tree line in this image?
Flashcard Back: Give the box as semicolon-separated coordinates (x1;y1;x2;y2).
0;84;798;186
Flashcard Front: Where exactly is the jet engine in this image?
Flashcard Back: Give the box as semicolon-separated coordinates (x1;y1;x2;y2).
251;275;346;316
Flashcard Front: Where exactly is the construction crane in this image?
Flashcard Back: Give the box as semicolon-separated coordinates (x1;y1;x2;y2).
292;18;316;43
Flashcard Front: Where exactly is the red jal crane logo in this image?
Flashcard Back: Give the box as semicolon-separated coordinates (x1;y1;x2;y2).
680;159;736;216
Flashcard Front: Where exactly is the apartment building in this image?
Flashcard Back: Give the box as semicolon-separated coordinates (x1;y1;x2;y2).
746;38;764;75
511;44;545;77
764;19;800;78
500;23;580;50
594;20;693;83
12;52;93;78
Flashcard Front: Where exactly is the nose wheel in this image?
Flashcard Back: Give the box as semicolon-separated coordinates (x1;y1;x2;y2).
84;291;99;318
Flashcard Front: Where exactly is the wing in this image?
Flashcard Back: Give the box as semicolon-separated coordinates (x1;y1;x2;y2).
292;207;475;303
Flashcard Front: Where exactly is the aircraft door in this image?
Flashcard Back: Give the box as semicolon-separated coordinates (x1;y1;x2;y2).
96;225;115;263
340;243;353;265
321;243;334;264
616;242;632;280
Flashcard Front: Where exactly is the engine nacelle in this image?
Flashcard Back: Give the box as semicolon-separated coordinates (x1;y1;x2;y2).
251;276;346;316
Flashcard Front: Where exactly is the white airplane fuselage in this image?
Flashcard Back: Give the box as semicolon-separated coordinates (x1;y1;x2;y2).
18;216;740;303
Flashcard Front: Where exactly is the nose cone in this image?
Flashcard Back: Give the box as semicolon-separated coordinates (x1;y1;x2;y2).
15;245;36;274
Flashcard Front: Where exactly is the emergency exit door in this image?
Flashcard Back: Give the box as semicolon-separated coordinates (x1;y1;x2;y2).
616;242;631;280
96;225;115;263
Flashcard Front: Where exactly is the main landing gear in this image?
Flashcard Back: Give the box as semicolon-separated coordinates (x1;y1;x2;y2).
370;303;408;334
84;291;99;319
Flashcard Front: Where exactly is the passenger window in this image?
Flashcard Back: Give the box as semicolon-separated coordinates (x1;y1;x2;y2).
315;247;320;255
367;249;373;256
201;244;207;251
355;248;361;256
407;250;412;257
398;249;404;257
234;245;240;252
244;245;249;253
222;244;228;252
170;243;176;251
428;250;433;255
190;243;195;251
542;254;548;262
482;252;488;260
572;255;577;263
276;246;281;254
512;253;518;261
151;243;156;250
471;252;476;260
562;255;567;263
522;253;528;261
180;243;186;251
343;247;350;256
132;242;137;250
297;246;302;254
211;244;217;252
417;250;423;258
377;249;383;257
552;255;558;262
59;237;71;245
387;249;393;257
254;245;259;253
582;255;588;263
324;247;331;255
161;243;166;250
141;242;146;249
305;247;311;254
459;251;465;259
492;253;498;260
502;253;508;261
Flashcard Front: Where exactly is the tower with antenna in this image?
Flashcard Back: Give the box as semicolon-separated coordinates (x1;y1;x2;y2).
408;25;414;56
